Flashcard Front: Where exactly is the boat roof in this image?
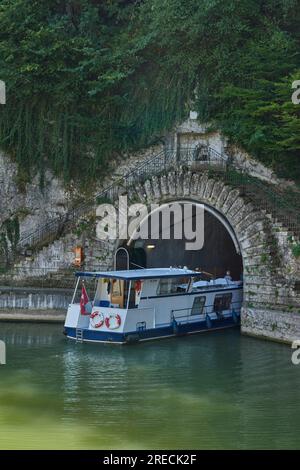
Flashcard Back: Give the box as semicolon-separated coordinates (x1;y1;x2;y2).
75;268;199;280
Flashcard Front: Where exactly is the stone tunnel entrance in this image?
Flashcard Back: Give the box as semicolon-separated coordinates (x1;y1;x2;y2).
110;166;300;343
117;201;243;283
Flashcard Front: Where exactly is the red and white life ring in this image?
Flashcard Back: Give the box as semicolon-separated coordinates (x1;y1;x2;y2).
90;311;104;328
105;313;121;330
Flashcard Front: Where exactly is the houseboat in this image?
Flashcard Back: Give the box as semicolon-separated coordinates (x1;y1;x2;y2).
64;268;243;344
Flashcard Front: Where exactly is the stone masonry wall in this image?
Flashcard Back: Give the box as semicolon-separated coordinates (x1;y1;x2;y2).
0;151;68;238
241;307;300;344
0;286;71;311
0;144;163;242
172;119;295;187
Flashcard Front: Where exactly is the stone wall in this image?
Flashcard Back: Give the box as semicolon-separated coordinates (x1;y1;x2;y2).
8;230;115;280
173;120;227;156
0;286;72;311
0;151;68;237
242;307;300;344
171;119;294;187
0;143;163;243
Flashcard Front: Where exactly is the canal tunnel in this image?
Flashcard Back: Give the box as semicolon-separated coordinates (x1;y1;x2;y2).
117;201;243;282
109;167;300;343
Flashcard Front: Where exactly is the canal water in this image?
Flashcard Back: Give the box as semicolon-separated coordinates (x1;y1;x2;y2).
0;322;299;449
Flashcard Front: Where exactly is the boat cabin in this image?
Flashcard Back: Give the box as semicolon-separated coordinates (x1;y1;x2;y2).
64;268;243;343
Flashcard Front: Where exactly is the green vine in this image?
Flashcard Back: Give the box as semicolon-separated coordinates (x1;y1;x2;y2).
292;243;300;258
0;0;299;183
0;216;20;267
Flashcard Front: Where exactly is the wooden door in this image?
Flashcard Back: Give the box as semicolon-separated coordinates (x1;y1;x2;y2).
110;279;124;308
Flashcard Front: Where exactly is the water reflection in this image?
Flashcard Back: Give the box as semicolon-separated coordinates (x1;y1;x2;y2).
0;323;299;449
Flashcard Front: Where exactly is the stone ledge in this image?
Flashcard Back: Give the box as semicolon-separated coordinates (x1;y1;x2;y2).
0;285;73;294
0;309;65;323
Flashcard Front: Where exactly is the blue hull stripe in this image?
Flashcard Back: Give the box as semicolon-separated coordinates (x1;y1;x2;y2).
65;315;240;344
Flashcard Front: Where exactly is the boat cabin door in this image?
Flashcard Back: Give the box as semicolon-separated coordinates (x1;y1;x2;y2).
110;279;124;308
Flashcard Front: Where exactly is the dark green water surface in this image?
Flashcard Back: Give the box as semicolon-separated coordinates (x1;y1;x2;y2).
0;323;299;449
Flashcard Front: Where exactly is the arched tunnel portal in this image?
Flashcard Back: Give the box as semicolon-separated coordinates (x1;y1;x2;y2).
118;201;243;282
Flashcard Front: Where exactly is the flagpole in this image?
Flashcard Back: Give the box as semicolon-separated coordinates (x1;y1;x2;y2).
81;278;89;301
71;276;80;304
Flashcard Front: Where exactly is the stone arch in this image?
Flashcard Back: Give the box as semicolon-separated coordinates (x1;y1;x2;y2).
126;198;242;256
116;167;300;342
124;168;274;292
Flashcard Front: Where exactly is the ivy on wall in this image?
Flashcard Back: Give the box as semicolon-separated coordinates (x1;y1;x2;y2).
0;216;20;267
0;0;299;184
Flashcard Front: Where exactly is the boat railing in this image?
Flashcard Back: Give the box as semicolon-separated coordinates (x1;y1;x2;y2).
192;281;243;290
171;300;242;323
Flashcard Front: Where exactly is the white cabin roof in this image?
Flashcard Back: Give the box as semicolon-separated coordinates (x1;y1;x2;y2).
76;267;198;280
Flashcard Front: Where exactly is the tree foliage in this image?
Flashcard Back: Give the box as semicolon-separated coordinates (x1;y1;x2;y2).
0;0;299;183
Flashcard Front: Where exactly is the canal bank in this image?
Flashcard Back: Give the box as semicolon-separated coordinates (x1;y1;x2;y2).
0;309;65;323
0;285;68;322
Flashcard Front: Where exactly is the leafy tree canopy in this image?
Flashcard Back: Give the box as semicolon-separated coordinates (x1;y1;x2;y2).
0;0;299;183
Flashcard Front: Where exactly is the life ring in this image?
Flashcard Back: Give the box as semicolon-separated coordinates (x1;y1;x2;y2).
105;313;121;330
90;311;104;328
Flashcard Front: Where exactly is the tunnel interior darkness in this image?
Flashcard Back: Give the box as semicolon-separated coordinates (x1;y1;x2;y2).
117;203;243;281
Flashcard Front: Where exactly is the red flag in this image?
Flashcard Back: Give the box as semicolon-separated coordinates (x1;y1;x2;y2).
80;284;89;315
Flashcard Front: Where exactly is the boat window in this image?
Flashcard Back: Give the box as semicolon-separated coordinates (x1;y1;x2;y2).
128;284;136;309
213;293;232;312
112;280;122;296
123;281;141;309
191;296;206;315
157;277;188;296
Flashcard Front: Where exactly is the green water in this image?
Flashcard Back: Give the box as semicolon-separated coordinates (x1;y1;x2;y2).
0;323;299;450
